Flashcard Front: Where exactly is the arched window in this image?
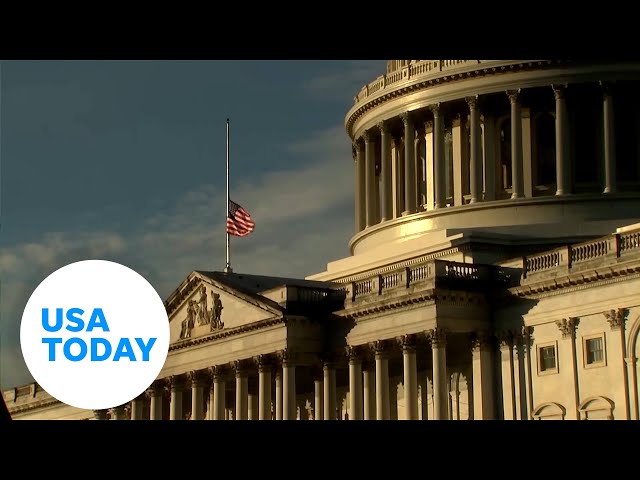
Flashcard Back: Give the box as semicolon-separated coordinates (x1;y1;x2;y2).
578;396;615;420
532;402;566;420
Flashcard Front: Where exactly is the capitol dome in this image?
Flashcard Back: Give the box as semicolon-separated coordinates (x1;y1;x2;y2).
327;60;640;272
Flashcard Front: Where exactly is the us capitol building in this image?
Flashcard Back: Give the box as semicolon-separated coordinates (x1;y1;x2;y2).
5;60;640;420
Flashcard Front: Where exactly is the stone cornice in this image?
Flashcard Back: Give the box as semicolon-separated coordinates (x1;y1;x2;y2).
336;288;487;319
169;317;286;352
346;61;563;138
507;265;640;301
8;397;61;415
346;61;640;139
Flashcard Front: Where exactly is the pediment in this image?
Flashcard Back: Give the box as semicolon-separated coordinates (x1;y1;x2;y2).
166;272;283;345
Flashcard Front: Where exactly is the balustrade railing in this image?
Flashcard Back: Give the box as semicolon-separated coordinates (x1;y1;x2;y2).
352;60;531;104
344;226;640;302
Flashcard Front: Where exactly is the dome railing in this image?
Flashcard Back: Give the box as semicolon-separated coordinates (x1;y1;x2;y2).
353;60;543;104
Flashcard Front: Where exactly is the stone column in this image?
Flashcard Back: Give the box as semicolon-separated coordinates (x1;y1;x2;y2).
373;341;390;420
378;120;393;221
189;370;206;420
451;114;468;207
323;360;337;420
522;326;535;418
354;140;366;232
556;318;580;420
93;409;109;420
424;120;435;211
211;366;226;420
428;329;448;420
402;112;417;215
471;332;495;420
280;350;296;420
234;361;249;420
604;308;631;419
314;370;324;421
431;104;446;209
109;405;127;420
364;130;377;227
507;90;524;199
275;369;283;420
553;85;569;196
467;96;482;203
513;339;527;420
347;346;363;420
147;380;165;421
129;393;145;420
362;364;376;420
169;375;184;420
602;82;617;194
257;355;272;420
248;393;258;420
499;333;517;420
398;335;418;420
418;375;428;420
392;134;405;217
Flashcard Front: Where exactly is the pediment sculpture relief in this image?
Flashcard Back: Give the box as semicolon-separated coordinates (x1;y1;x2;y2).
179;286;225;340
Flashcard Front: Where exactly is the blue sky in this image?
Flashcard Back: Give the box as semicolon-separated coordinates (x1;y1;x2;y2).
0;59;387;390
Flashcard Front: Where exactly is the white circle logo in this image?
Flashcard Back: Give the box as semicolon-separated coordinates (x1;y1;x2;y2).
20;260;170;411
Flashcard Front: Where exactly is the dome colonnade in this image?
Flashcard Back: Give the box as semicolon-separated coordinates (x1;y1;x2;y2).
349;60;640;244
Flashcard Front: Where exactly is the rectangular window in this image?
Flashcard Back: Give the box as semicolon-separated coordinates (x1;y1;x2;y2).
586;337;603;364
537;341;559;375
583;334;607;368
540;346;556;371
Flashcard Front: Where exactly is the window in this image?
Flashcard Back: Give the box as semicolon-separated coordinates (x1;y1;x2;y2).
537;341;559;375
540;346;556;371
583;333;607;369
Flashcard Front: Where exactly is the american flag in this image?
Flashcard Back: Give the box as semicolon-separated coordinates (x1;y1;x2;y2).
227;199;255;237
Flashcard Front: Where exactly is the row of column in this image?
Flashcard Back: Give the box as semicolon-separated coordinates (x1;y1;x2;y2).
94;330;496;420
353;83;619;233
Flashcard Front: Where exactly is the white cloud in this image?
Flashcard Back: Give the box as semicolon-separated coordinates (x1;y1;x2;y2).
0;123;356;390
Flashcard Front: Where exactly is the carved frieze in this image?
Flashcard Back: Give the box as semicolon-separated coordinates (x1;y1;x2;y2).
177;286;224;340
179;300;198;340
210;291;224;331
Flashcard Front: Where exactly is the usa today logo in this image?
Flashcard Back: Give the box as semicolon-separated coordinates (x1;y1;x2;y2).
20;260;170;411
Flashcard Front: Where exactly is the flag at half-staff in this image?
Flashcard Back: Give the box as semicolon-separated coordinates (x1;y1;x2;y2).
226;199;255;237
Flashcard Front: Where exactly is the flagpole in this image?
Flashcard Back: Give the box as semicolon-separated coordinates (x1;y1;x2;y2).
225;118;232;273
